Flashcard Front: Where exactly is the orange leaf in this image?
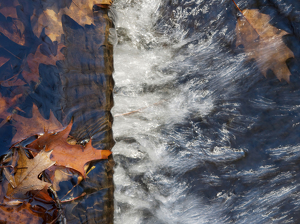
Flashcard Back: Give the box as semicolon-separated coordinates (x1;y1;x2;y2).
11;104;63;144
28;121;112;177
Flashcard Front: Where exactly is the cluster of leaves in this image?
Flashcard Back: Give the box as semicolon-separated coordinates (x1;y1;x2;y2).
0;122;111;222
0;0;113;222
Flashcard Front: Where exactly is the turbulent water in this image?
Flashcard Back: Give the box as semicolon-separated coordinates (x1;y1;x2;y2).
111;0;300;223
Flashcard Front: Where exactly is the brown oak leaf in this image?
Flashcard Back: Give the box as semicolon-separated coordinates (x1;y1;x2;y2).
236;9;294;82
22;44;65;84
4;148;55;198
28;121;112;177
11;104;63;144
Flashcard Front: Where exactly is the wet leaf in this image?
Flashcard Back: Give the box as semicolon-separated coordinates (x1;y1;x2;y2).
5;148;55;198
0;0;20;19
0;56;9;67
28;121;112;177
11;104;63;144
0;73;27;87
22;44;65;84
32;0;99;42
96;0;113;9
0;93;22;119
236;9;294;82
45;166;76;191
0;201;43;223
0;0;25;46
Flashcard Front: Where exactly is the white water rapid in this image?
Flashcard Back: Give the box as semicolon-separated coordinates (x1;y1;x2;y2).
112;0;300;223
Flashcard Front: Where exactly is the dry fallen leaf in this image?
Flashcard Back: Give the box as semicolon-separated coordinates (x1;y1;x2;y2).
11;104;63;144
4;148;55;198
28;121;112;177
236;9;294;82
22;44;65;84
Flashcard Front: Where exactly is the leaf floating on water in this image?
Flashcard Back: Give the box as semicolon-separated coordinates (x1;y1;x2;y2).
236;9;294;82
28;121;112;177
11;104;63;144
5;148;55;198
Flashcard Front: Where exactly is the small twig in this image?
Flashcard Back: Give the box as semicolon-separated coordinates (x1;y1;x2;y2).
61;192;86;203
0;165;13;169
71;0;80;8
114;100;166;117
48;186;67;224
60;175;84;202
0;37;21;60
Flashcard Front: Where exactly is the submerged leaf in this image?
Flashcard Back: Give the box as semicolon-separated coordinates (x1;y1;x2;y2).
0;93;22;119
236;9;294;82
32;0;99;42
0;201;43;223
0;0;25;45
22;44;65;84
11;104;63;144
0;56;9;67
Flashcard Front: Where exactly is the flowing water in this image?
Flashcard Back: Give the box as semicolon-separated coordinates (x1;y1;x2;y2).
112;0;300;223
